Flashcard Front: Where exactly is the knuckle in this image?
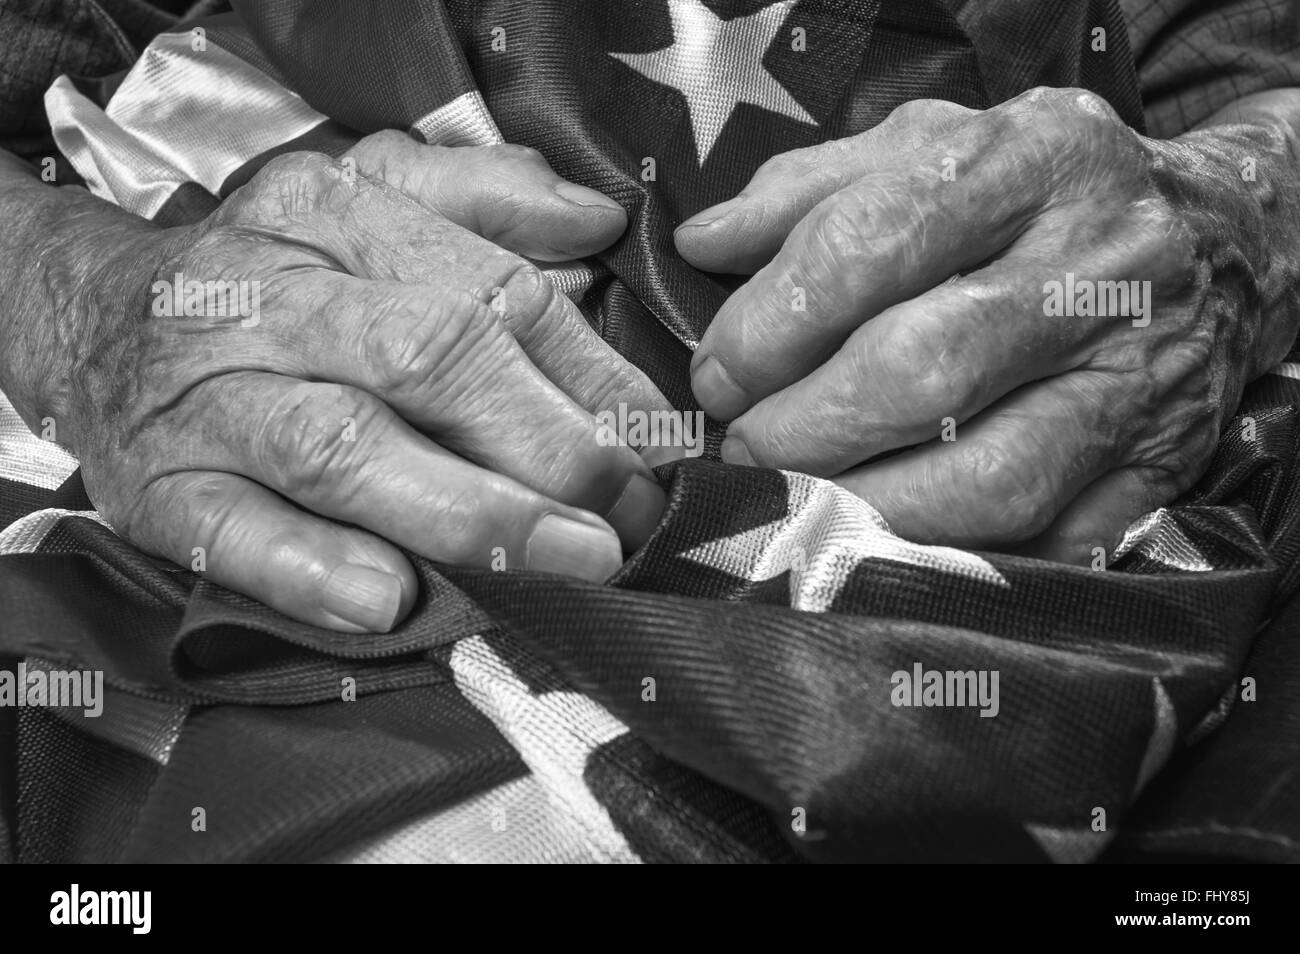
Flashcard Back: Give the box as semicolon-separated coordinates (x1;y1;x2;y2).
255;150;335;191
994;87;1145;200
753;153;787;178
887;97;960;129
1017;86;1115;118
257;383;375;497
1017;85;1090;114
1065;88;1122;126
890;97;972;132
864;317;973;417
888;97;933;122
243;151;352;221
1007;85;1056;118
810;197;872;264
492;143;546;165
368;288;512;404
1012;86;1123;152
368;298;454;389
929;98;976;122
960;441;1054;540
346;129;418;184
913;363;975;422
261;524;325;585
753;149;805;182
906;320;978;414
352;129;411;157
426;483;491;563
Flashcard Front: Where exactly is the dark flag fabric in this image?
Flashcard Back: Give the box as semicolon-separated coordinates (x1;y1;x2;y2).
2;0;1299;862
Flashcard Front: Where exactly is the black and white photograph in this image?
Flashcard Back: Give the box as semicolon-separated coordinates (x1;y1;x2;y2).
0;0;1297;898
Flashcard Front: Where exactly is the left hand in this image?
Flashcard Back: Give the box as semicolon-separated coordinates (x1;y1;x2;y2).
676;86;1298;562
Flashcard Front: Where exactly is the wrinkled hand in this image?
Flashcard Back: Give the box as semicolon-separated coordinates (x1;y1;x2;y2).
66;132;670;632
677;87;1298;562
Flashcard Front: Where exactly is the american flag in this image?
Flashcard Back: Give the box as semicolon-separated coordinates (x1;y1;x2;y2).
2;0;1299;862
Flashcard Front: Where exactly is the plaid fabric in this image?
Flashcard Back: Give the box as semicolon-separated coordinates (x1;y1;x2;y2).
3;0;1300;864
1120;0;1300;138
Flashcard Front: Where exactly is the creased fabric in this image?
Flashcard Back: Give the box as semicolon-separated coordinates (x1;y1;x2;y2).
3;0;1300;863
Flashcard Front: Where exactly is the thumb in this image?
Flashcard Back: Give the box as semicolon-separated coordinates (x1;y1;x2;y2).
675;99;976;274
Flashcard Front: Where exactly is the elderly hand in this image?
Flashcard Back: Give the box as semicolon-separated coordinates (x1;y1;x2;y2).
23;133;670;632
676;87;1300;562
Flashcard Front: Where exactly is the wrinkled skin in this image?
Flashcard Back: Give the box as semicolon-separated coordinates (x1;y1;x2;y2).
677;87;1300;561
5;86;1298;633
52;133;674;632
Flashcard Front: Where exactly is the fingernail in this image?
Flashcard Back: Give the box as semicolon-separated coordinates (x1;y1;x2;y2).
526;513;623;581
605;473;667;552
640;443;689;469
720;436;757;467
554;180;623;211
677;197;742;231
692;355;749;421
323;563;404;632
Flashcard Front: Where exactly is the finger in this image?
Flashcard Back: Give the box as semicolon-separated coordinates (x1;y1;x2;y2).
721;189;1184;472
229;156;670;422
193;373;626;579
346;132;626;260
260;272;666;548
1013;467;1175;565
131;470;416;633
676;99;976;274
214;161;671;545
689;99;1079;421
720;259;1103;474
832;372;1126;548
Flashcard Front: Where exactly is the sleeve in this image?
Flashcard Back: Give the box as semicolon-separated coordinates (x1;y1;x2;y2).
1120;0;1300;138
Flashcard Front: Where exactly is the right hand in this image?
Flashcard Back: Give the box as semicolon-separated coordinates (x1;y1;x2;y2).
59;134;671;633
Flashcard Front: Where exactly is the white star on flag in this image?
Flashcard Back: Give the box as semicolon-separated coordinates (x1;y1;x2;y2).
681;471;1008;612
610;0;817;164
450;635;641;863
1114;509;1213;572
